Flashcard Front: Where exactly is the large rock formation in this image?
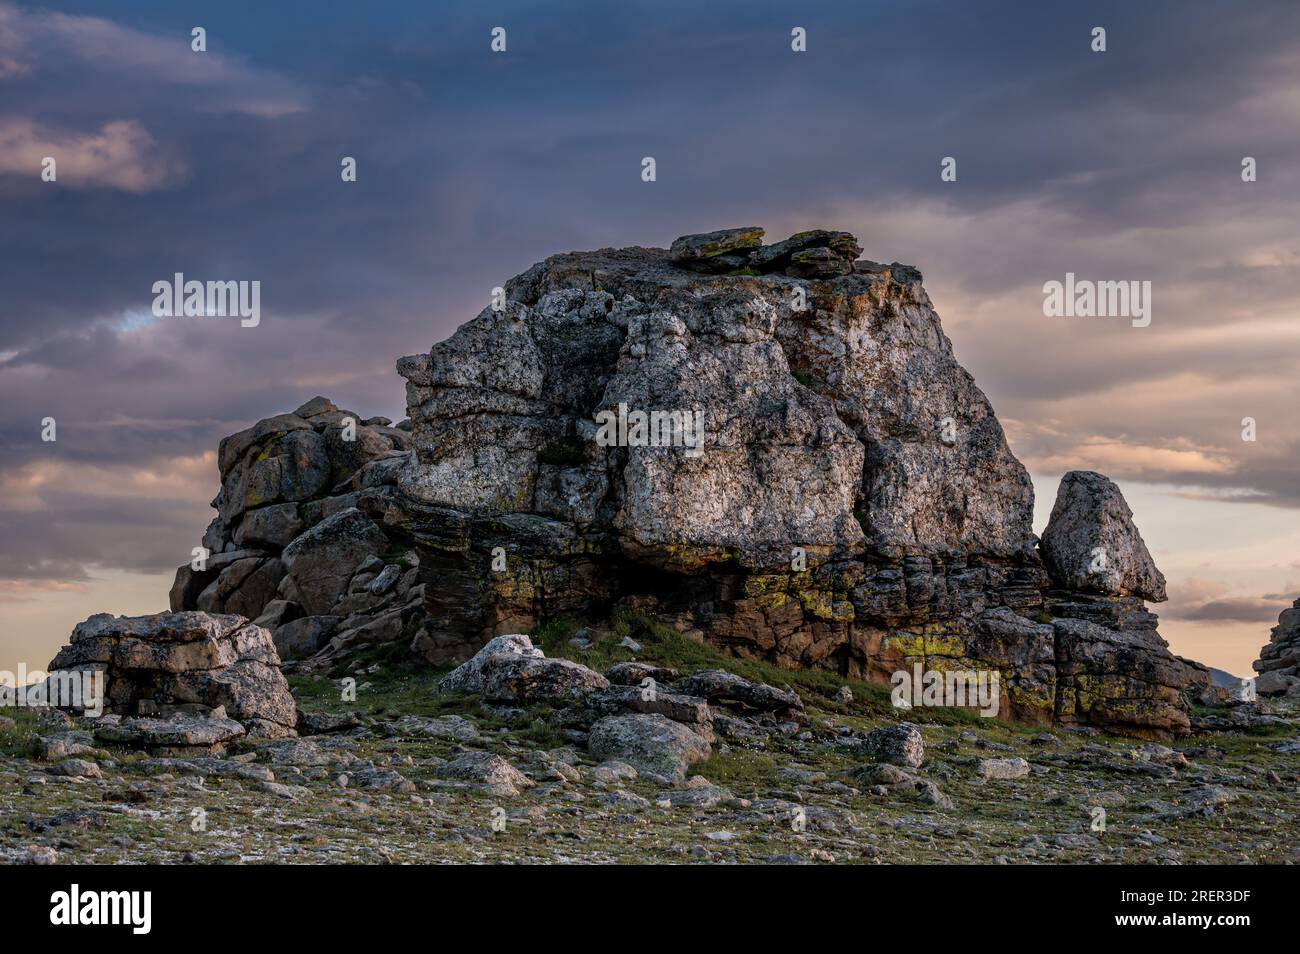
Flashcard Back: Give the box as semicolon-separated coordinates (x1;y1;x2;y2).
168;397;427;665
385;226;1208;738
46;611;298;741
1253;598;1300;696
1036;470;1196;733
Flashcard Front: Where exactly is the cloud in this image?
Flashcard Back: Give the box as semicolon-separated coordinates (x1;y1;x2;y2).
0;118;188;191
1166;597;1291;624
0;579;88;603
1163;578;1294;624
0;2;307;117
0;455;216;580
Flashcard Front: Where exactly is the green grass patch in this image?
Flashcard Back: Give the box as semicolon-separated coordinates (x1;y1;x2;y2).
694;748;782;787
288;661;476;721
0;707;39;758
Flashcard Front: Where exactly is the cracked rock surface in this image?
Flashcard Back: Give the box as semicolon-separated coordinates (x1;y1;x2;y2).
392;228;1207;738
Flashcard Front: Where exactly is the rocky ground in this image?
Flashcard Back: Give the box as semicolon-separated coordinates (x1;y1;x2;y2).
3;613;1297;865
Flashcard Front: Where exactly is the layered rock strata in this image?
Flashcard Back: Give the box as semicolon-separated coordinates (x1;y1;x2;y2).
46;611;298;745
1253;598;1300;697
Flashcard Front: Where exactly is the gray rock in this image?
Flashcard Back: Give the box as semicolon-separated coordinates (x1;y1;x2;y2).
434;751;534;796
587;685;712;732
381;714;480;743
671;669;802;714
234;502;304;550
195;556;269;615
95;713;247;753
31;731;99;762
168;399;411;671
979;757;1030;780
604;661;680;686
368;564;401;595
1187;783;1235;814
165;658;298;732
589;760;639;784
47;611;297;735
46;758;102;779
140;757;275;783
347;767;415;794
669;227;765;264
296;710;361;735
480;654;610;704
258;738;331;766
659;786;737;810
281;507;388;615
294;395;337;418
1252;597;1300;695
1040;471;1167;601
217;556;285;620
393;231;1045;708
168;563;216;613
224;424;330;524
587;713;712;782
273;615;340;660
320;606;411;659
859;722;924;768
253;599;303;631
436;634;544;695
750;229;862;272
786;244;855;278
1256;670;1299;695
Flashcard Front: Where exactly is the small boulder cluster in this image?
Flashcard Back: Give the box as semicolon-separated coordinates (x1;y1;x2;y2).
168;397;426;667
45;611;298;753
1254;597;1300;697
669;226;864;278
436;635;804;782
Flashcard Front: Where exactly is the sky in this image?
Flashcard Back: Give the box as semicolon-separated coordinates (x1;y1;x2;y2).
1;0;1297;678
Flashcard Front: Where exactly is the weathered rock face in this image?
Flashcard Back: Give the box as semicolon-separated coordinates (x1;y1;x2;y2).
396;232;1033;563
587;712;712;782
436;633;543;694
388;227;1206;738
46;611;297;740
859;722;924;768
281;508;388;616
169;397;427;664
1046;593;1204;739
1253;598;1300;696
1040;471;1167;601
480;654;610;704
